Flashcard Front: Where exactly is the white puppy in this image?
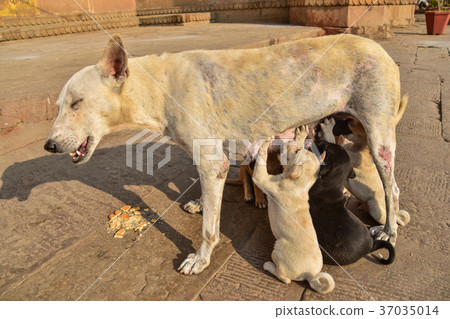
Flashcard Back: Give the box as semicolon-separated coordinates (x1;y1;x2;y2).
252;127;334;294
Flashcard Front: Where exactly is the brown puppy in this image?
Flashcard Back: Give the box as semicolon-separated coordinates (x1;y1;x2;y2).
226;152;282;209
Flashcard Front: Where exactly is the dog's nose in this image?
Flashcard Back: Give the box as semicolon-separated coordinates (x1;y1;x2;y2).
44;139;58;153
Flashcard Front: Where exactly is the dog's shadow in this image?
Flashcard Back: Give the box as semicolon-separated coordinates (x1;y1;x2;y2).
0;143;204;265
0;142;268;275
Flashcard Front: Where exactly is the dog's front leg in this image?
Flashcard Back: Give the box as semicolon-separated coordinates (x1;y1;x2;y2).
179;155;229;275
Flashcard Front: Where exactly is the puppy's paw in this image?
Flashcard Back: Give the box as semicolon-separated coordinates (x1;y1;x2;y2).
183;199;202;214
295;125;309;143
263;261;275;272
320;119;335;143
244;192;254;202
255;196;267;209
370;226;397;246
397;210;410;226
178;253;209;275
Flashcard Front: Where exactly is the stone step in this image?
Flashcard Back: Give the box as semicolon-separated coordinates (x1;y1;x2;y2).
0;12;212;42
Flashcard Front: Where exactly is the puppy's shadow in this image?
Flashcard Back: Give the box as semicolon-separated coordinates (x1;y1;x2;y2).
0;143;198;259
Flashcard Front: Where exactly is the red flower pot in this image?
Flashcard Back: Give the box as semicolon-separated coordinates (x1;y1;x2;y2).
425;11;450;35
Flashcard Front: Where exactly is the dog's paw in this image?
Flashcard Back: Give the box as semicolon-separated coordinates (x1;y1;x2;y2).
370;226;397;246
255;196;267;209
178;253;209;275
183;199;202;214
397;210;410;226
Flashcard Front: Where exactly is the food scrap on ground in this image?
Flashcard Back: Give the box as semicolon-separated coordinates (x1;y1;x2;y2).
108;205;157;238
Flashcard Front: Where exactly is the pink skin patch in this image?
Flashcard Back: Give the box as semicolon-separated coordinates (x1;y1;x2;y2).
217;155;229;179
378;145;392;175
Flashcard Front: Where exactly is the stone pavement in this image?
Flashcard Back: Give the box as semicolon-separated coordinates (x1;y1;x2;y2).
0;17;449;301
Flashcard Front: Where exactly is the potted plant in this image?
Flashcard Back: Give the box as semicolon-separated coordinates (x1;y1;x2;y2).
425;0;450;34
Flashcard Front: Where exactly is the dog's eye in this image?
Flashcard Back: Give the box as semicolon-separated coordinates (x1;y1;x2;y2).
70;98;83;110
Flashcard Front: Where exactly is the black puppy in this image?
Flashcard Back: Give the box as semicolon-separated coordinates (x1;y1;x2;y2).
308;122;395;266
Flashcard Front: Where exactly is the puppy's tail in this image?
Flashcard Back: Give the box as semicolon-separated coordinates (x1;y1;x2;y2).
395;95;408;125
371;240;396;265
309;272;335;294
225;178;242;185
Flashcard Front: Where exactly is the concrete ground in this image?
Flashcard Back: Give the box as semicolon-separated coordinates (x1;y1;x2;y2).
0;18;449;301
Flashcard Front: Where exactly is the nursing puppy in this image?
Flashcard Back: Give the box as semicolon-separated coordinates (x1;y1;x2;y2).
252;127;334;293
309;128;395;265
226;151;282;209
328;98;410;226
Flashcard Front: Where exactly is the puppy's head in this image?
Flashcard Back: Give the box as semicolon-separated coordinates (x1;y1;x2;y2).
282;125;322;185
319;144;355;183
283;148;320;183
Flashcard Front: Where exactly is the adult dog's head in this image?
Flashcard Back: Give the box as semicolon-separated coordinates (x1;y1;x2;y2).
44;34;128;164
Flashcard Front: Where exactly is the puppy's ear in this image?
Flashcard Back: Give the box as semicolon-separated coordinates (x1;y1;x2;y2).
319;163;330;177
318;151;329;177
318;151;326;165
98;34;129;85
348;168;356;179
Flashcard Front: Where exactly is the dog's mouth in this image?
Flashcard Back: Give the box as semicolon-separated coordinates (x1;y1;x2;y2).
69;137;90;163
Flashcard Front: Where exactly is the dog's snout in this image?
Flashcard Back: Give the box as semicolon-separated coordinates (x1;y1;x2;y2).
44;139;59;153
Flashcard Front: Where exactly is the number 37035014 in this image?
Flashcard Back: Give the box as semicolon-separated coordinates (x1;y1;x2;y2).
379;305;439;316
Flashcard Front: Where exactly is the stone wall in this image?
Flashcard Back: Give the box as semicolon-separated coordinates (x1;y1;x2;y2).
0;0;136;16
0;0;416;39
289;0;416;35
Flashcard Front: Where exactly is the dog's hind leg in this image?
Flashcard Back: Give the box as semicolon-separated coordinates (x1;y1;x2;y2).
179;152;229;275
263;261;291;284
363;124;399;245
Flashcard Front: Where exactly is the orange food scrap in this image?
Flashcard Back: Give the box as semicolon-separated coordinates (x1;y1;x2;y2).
121;213;130;219
108;214;116;220
130;207;140;211
134;221;148;232
114;229;125;238
121;205;131;211
109;218;121;229
150;218;157;223
114;210;121;215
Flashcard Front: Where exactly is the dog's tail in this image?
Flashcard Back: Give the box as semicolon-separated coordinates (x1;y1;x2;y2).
371;240;396;265
395;95;408;125
225;178;242;185
309;272;335;294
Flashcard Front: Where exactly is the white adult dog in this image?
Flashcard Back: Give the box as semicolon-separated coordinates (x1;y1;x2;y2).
45;33;403;274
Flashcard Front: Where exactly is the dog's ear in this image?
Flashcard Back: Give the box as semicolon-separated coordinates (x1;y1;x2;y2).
98;34;129;84
348;168;356;179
